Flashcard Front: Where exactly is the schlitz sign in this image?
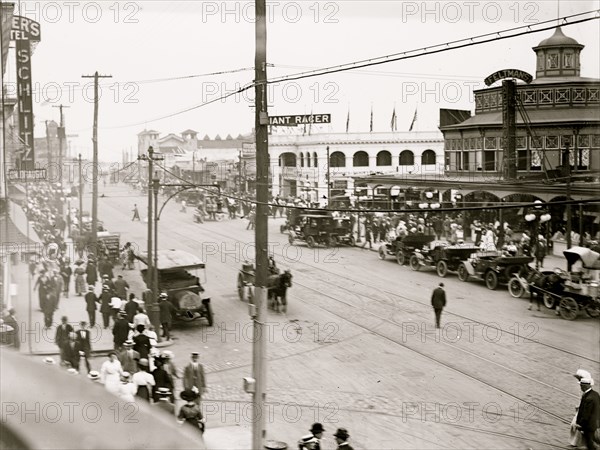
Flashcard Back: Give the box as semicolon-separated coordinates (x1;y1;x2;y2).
11;16;41;171
484;69;532;87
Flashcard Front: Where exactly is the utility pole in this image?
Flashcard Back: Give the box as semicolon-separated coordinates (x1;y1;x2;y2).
45;121;52;178
563;144;572;249
502;79;517;180
251;0;268;447
78;154;83;230
82;71;112;257
326;145;331;206
53;104;70;188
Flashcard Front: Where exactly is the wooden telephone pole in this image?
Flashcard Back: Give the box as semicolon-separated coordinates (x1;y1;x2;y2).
52;104;70;185
82;72;112;256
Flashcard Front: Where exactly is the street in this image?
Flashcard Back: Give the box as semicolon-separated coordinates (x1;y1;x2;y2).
71;182;600;449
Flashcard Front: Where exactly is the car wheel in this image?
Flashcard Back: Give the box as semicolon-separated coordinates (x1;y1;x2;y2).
543;293;556;309
436;260;448;278
508;277;525;298
457;263;469;282
396;251;406;265
485;271;499;290
306;236;316;248
409;255;420;271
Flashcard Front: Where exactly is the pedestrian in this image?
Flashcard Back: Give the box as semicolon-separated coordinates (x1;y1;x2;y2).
100;351;123;395
534;236;547;269
183;352;206;405
52;269;64;309
74;260;86;295
110;295;123;322
65;332;80;370
177;389;205;435
298;423;325;450
246;207;255;230
82;286;97;327
86;260;98;287
33;269;50;312
118;340;140;373
154;388;175;414
55;316;74;365
98;257;114;280
114;275;129;300
117;372;137;402
112;311;131;350
431;282;446;329
132;358;155;401
575;374;600;450
60;258;72;297
99;285;112;329
124;293;139;323
132;204;140;221
4;308;20;350
152;357;175;403
133;307;151;329
571;369;592;448
158;293;177;341
75;321;92;374
528;281;542;311
160;351;179;382
43;288;58;329
133;324;152;360
333;428;354;450
180;199;187;213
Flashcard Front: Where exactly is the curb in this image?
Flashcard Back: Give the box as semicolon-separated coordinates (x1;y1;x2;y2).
23;336;175;357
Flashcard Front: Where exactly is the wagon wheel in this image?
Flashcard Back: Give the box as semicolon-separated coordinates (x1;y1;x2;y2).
457;263;469;282
348;236;356;247
508;277;525;298
396;251;406;266
485;271;499;290
378;246;386;260
436;260;448;278
409;255;420;271
306;236;316;248
237;274;245;301
288;233;294;245
559;297;578;320
585;303;600;318
543;293;557;309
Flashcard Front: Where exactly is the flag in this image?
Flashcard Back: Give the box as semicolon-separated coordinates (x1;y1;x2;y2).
409;108;417;131
345;109;350;133
369;106;373;132
308;108;313;136
391;106;397;132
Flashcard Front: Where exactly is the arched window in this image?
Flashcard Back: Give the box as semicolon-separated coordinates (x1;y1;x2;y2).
421;149;436;165
306;152;311;167
377;150;392;166
313;152;318;168
353;151;369;167
330;151;346;168
300;152;304;167
399;150;414;166
279;152;297;167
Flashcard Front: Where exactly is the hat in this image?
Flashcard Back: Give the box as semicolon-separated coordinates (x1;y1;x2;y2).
157;387;172;396
310;423;325;433
118;310;127;317
191;352;199;357
88;285;95;291
574;369;592;381
102;274;109;278
43;357;56;365
299;436;319;450
87;370;100;380
67;368;79;375
138;358;149;367
180;389;198;401
159;292;168;298
439;282;444;287
580;377;594;385
121;372;131;381
333;428;350;440
123;340;134;347
102;285;109;290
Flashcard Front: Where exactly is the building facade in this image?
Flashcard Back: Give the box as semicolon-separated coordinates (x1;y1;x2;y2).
441;27;600;178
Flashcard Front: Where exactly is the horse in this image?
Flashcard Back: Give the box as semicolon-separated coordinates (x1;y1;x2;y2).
267;270;292;313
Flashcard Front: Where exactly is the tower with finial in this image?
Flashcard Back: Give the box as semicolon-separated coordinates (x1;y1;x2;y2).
532;27;584;79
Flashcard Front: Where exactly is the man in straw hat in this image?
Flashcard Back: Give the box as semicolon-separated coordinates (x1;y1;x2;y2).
575;373;600;450
153;387;175;415
183;352;206;405
333;428;354;450
298;423;324;450
118;340;139;373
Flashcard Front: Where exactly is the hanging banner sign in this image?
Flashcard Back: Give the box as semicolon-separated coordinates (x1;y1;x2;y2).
11;16;41;171
241;142;256;155
484;69;532;87
269;114;331;126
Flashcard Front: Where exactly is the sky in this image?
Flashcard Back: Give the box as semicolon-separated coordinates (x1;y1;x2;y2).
3;0;599;162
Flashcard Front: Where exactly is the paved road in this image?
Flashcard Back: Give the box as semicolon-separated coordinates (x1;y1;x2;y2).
17;182;600;449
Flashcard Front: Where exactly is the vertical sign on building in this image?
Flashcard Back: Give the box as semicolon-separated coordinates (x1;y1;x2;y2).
10;16;41;170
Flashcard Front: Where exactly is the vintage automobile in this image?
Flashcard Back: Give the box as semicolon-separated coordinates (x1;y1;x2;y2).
329;217;355;246
136;249;213;326
456;250;533;290
518;246;600;320
288;214;336;248
378;234;436;265
409;241;480;277
280;208;332;233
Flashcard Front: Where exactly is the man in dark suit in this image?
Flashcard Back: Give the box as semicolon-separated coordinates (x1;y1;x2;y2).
65;332;81;370
576;376;600;450
55;316;74;365
158;293;178;341
431;282;446;329
124;293;139;323
133;324;152;360
183;352;206;405
118;340;139;373
4;308;20;350
84;286;99;327
75;321;92;373
112;311;131;350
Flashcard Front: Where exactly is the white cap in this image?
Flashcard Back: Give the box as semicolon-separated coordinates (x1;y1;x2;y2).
580;377;594;385
574;369;592;380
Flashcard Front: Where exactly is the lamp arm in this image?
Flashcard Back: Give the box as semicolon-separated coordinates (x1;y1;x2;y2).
157;185;197;221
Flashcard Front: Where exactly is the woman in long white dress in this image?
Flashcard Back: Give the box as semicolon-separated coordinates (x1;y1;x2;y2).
100;352;122;395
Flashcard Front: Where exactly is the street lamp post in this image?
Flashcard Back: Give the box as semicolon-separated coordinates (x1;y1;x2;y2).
419;191;441;235
152;173;162;343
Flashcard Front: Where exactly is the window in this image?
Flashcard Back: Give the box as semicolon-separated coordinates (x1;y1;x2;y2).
421;150;436;165
462;151;469;170
564;53;573;68
306;152;311;167
376;150;392;166
330;151;346;168
484;151;495;171
280;153;296;167
300;152;304;167
313;152;318;168
353;151;369;167
547;54;558;69
399;150;414;166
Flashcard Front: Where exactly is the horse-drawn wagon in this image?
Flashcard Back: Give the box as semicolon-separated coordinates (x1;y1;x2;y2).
509;246;600;320
237;259;292;313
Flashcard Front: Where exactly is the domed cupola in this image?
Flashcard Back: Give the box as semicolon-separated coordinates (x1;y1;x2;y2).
532;27;584;78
